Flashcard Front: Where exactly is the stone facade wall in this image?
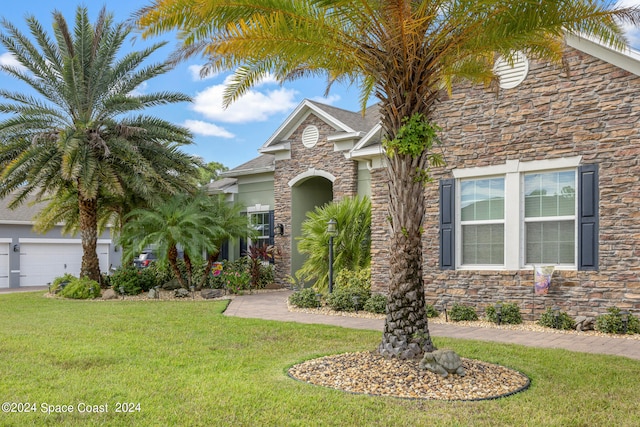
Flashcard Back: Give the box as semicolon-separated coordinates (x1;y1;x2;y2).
273;115;358;284
369;167;391;293
371;47;640;318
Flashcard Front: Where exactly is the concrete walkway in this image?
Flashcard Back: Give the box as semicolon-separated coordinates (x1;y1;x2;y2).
225;290;640;361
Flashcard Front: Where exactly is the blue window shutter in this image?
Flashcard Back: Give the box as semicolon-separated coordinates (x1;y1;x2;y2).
578;164;599;270
440;179;455;270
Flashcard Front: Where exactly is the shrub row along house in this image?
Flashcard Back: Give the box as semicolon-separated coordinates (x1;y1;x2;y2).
209;34;639;318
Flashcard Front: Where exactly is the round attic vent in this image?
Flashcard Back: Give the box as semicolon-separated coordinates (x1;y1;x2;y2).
494;51;529;89
301;125;319;148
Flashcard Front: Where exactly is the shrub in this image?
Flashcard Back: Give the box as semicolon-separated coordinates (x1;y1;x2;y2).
50;273;77;294
596;307;640;334
364;294;387;314
425;304;439;318
59;277;101;299
219;269;251;294
537;307;575;330
326;288;367;312
486;302;523;325
335;268;371;295
448;303;478;322
111;265;157;295
289;288;321;309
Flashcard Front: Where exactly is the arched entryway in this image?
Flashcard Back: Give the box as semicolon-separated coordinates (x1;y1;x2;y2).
289;171;334;279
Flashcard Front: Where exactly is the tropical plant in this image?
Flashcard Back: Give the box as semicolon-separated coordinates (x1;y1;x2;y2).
196;194;255;290
0;6;199;283
296;197;371;292
120;192;254;290
120;193;215;289
135;0;640;359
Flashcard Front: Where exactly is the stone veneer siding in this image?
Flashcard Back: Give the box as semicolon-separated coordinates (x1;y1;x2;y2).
273;115;358;284
370;46;640;319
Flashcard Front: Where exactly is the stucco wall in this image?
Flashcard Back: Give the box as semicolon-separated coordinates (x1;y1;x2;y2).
370;46;640;318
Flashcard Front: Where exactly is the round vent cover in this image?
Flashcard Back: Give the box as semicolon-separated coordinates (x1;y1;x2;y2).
494;52;529;89
301;125;319;148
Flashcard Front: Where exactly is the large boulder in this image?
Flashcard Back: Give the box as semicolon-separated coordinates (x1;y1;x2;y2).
162;279;182;290
201;289;225;299
102;288;118;300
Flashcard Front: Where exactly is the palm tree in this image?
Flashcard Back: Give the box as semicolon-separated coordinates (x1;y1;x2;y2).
120;192;254;289
195;193;255;290
0;6;199;283
135;0;640;359
297;196;371;292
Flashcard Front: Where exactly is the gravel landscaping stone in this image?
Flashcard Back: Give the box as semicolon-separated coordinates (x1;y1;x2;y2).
288;351;530;401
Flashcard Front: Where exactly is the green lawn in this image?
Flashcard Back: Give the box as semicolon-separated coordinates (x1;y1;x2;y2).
0;292;638;427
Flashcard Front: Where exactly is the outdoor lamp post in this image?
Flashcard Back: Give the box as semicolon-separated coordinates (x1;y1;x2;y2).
621;310;630;334
119;286;125;300
352;295;360;313
552;306;560;329
495;303;503;326
154;285;160;299
327;219;337;294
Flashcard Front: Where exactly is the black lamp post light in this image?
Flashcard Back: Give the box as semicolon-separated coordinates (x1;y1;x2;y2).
352;295;361;313
621;310;630;334
552;306;561;329
495;303;503;326
327;218;337;294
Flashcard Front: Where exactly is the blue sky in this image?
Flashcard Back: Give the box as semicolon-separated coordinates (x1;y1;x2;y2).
1;1;639;169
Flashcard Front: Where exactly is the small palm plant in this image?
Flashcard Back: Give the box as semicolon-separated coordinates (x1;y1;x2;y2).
296;196;371;292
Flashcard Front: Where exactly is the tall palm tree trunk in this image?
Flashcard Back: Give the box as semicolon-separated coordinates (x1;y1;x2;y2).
378;152;436;359
168;244;186;288
198;251;219;291
78;197;101;282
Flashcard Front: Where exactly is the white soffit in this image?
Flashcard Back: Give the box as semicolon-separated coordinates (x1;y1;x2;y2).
494;51;529;89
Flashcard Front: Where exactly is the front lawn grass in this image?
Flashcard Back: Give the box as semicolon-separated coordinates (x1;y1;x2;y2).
0;292;638;426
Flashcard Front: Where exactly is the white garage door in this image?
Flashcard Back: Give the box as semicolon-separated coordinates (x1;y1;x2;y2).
19;241;110;287
0;243;9;288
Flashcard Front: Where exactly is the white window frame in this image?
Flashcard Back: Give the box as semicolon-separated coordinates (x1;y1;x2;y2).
521;170;577;267
452;156;581;271
246;204;271;249
459;176;506;268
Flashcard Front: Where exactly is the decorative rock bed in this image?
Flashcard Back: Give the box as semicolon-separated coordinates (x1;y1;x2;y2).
288;351;530;401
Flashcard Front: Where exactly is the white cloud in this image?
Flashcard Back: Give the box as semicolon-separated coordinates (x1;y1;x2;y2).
0;52;26;71
192;75;298;123
184;119;235;138
129;81;148;97
188;64;220;81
